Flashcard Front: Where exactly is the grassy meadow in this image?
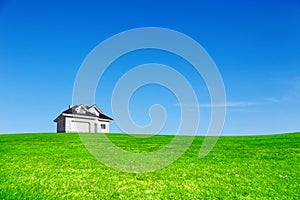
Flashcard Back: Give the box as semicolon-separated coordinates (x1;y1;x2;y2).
0;132;299;199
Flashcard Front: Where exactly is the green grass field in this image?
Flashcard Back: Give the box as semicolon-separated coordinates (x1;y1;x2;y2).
0;132;299;199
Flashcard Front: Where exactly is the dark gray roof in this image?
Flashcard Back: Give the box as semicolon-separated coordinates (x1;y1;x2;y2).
62;105;113;120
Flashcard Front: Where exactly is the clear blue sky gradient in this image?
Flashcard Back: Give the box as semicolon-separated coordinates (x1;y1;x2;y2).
0;0;299;135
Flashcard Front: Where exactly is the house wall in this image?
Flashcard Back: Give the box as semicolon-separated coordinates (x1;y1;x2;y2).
97;120;110;133
64;117;110;133
57;118;65;132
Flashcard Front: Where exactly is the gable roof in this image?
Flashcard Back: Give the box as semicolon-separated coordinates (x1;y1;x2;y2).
86;104;103;114
54;104;113;122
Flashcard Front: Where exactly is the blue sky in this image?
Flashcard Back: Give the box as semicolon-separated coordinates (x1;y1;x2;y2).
0;0;299;135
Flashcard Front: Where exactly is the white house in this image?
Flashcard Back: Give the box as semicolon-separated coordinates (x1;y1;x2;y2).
54;104;113;133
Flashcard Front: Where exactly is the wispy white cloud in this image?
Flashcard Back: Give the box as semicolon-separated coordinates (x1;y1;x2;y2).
264;97;289;103
201;101;260;108
283;76;300;98
173;95;294;113
173;101;262;113
293;77;300;97
228;108;262;113
174;101;261;109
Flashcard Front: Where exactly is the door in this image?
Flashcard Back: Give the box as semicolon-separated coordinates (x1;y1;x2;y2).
71;121;90;133
94;123;98;133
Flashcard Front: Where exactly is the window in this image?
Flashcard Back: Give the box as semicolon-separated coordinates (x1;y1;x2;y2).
101;124;106;129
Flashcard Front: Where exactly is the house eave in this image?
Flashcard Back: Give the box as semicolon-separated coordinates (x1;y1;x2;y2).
54;113;112;122
53;114;63;122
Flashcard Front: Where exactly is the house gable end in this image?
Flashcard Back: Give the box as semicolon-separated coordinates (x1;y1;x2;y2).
87;104;103;117
74;104;89;114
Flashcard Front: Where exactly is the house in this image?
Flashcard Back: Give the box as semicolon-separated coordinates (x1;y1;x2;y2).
54;104;113;133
